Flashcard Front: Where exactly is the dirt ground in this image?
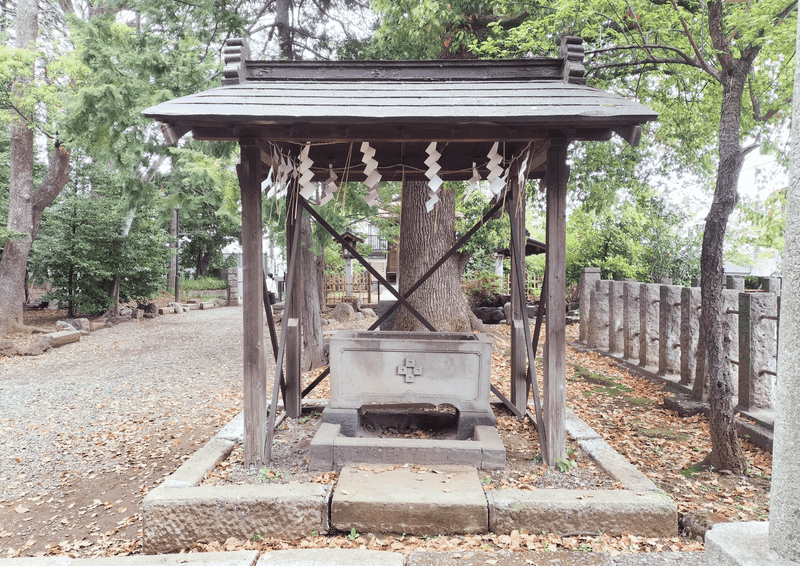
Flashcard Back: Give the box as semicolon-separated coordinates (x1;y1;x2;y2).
0;306;772;559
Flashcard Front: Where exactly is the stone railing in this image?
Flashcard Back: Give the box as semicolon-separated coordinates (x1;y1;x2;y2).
578;267;781;414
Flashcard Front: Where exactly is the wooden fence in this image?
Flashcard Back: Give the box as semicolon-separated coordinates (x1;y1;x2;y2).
325;272;376;304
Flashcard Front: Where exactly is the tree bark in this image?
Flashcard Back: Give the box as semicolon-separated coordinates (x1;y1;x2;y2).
167;209;178;290
275;0;292;60
0;0;71;337
395;182;475;332
698;56;751;472
299;213;325;370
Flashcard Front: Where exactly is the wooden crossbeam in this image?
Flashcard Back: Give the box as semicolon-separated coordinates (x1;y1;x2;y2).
265;196;303;462
368;198;505;331
299;198;436;332
508;195;548;460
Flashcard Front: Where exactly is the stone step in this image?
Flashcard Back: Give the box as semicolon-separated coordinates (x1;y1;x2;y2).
331;464;487;536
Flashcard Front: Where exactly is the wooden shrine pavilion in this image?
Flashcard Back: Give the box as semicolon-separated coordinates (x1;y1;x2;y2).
143;36;657;468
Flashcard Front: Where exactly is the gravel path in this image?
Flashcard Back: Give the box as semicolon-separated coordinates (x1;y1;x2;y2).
0;306;251;557
0;306;249;500
0;308;707;564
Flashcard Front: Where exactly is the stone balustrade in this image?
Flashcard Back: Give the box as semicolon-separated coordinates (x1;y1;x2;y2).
578;268;780;413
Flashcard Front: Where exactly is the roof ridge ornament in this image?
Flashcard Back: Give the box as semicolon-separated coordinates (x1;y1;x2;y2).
560;36;586;85
222;38;251;85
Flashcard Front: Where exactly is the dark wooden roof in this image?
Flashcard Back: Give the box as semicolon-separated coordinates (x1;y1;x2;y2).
143;37;657;183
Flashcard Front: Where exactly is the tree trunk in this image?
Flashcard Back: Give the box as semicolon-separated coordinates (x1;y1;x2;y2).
299;213;325;370
698;63;749;473
0;0;71;337
395;181;474;332
167;209;178;290
315;251;325;307
275;0;292;60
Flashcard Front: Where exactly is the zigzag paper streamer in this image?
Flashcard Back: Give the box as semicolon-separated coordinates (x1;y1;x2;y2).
517;149;530;191
486;142;507;195
425;191;439;212
360;141;382;207
266;150;284;199
298;144;317;199
424;142;443;193
424;142;444;213
318;165;339;206
261;166;274;193
464;162;480;201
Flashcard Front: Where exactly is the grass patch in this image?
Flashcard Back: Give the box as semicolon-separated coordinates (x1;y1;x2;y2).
635;426;689;442
180;276;227;291
625;396;656;406
594;383;633;396
681;464;704;478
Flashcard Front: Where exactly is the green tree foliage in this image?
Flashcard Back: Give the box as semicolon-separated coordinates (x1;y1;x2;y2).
30;159;171;315
160;143;241;276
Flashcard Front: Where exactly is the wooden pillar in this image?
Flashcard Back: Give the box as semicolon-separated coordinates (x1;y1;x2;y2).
284;181;302;418
508;174;527;413
543;140;569;466
239;139;267;466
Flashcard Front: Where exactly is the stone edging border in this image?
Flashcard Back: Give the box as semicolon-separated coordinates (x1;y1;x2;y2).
142;403;677;554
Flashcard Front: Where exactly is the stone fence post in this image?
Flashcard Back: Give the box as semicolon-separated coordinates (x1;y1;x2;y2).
608;281;625;356
658;285;682;378
738;292;778;412
623;281;640;363
579;267;601;343
680;287;700;387
723;289;740;394
226;268;239;306
639;283;660;371
588;280;610;351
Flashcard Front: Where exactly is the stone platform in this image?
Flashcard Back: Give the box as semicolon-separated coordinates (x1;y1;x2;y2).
310;405;506;471
140;405;678;553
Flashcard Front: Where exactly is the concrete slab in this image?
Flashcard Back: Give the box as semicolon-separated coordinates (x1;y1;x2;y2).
48;330;80;347
488;489;677;538
309;422;341;471
142;484;330;554
407;550;606;565
0;559;73;566
333;437;484;468
578;437;659;493
705;522;799;566
256;549;404;565
161;437;235;488
331;464;487;536
199;302;216;310
216;411;244;442
157;307;174;315
72;552;259;565
473;425;505;469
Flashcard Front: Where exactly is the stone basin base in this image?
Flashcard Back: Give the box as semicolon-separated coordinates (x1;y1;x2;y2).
325;330;495;439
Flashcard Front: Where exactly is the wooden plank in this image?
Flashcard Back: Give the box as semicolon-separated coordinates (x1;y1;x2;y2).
262;272;285;404
285;318;301;418
238;139;268;467
265;202;303;462
243;58;564;82
284;183;302;419
543;140;570;467
188;123;615;146
508;168;527;413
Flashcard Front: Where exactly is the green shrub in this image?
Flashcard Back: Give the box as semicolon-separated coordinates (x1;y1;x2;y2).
180;275;227;291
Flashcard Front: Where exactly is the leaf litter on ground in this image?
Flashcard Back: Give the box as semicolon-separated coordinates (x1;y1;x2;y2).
2;312;771;558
